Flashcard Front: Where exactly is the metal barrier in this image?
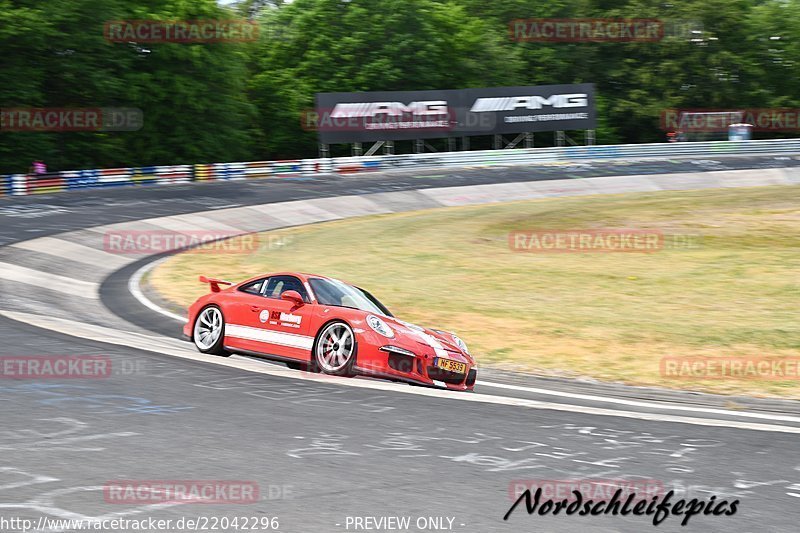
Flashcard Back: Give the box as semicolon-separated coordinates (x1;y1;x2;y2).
213;162;246;180
2;138;798;197
271;160;303;177
323;138;800;174
245;161;272;179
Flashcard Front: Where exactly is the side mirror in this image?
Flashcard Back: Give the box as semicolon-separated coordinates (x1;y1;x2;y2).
281;290;305;306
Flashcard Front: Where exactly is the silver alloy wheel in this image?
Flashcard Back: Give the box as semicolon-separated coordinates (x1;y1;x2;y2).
194;307;223;350
316;322;354;373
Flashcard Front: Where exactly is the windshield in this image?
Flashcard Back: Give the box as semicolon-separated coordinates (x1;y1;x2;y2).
308;278;393;316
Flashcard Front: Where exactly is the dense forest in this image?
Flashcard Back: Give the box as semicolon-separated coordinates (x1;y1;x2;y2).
1;0;798;172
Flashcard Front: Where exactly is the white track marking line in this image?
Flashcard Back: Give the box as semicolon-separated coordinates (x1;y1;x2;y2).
0;262;98;299
128;258;187;323
2;309;800;434
479;380;800;424
9;237;131;269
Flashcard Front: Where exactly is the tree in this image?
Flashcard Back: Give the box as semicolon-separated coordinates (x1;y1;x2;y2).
249;0;524;158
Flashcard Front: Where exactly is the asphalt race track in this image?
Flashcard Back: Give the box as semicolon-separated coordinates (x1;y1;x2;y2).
2;153;800;246
1;154;799;533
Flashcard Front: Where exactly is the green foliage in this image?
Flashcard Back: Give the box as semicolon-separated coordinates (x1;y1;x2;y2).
1;0;799;172
0;0;255;172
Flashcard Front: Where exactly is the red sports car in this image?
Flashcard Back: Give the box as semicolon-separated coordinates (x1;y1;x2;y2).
183;272;477;391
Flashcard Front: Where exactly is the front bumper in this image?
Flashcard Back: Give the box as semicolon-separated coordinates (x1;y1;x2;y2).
357;343;476;391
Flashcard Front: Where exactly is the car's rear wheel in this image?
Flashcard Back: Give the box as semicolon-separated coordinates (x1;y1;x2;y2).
314;321;355;376
193;305;230;357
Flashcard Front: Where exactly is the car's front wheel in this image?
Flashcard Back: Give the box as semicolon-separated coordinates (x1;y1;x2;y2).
193;305;230;357
313;321;356;376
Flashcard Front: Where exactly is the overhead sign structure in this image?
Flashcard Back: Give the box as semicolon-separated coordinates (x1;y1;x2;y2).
314;84;596;144
461;84;596;136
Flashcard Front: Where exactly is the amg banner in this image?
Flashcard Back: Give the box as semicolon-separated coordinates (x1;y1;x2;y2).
314;84;596;143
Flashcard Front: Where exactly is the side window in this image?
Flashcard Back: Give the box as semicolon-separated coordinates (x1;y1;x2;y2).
238;279;265;295
262;275;310;302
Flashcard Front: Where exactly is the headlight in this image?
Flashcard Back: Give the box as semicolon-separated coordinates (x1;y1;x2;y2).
367;315;394;338
451;334;469;355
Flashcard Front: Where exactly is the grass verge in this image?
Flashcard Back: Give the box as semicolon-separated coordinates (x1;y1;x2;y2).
149;185;800;398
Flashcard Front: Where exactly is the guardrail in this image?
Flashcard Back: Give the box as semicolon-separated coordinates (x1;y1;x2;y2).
2;139;798;197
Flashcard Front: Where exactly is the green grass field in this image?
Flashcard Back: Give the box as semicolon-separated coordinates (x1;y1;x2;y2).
150;185;800;398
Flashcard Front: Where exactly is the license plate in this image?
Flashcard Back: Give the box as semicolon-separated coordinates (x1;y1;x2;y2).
435;358;467;374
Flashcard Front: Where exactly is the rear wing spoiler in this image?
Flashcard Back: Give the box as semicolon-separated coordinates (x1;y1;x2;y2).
199;275;233;293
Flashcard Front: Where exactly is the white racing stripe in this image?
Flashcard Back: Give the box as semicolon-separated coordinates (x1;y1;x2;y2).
2;309;800;435
417;331;449;358
0;262;99;299
398;320;449;358
226;324;314;350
